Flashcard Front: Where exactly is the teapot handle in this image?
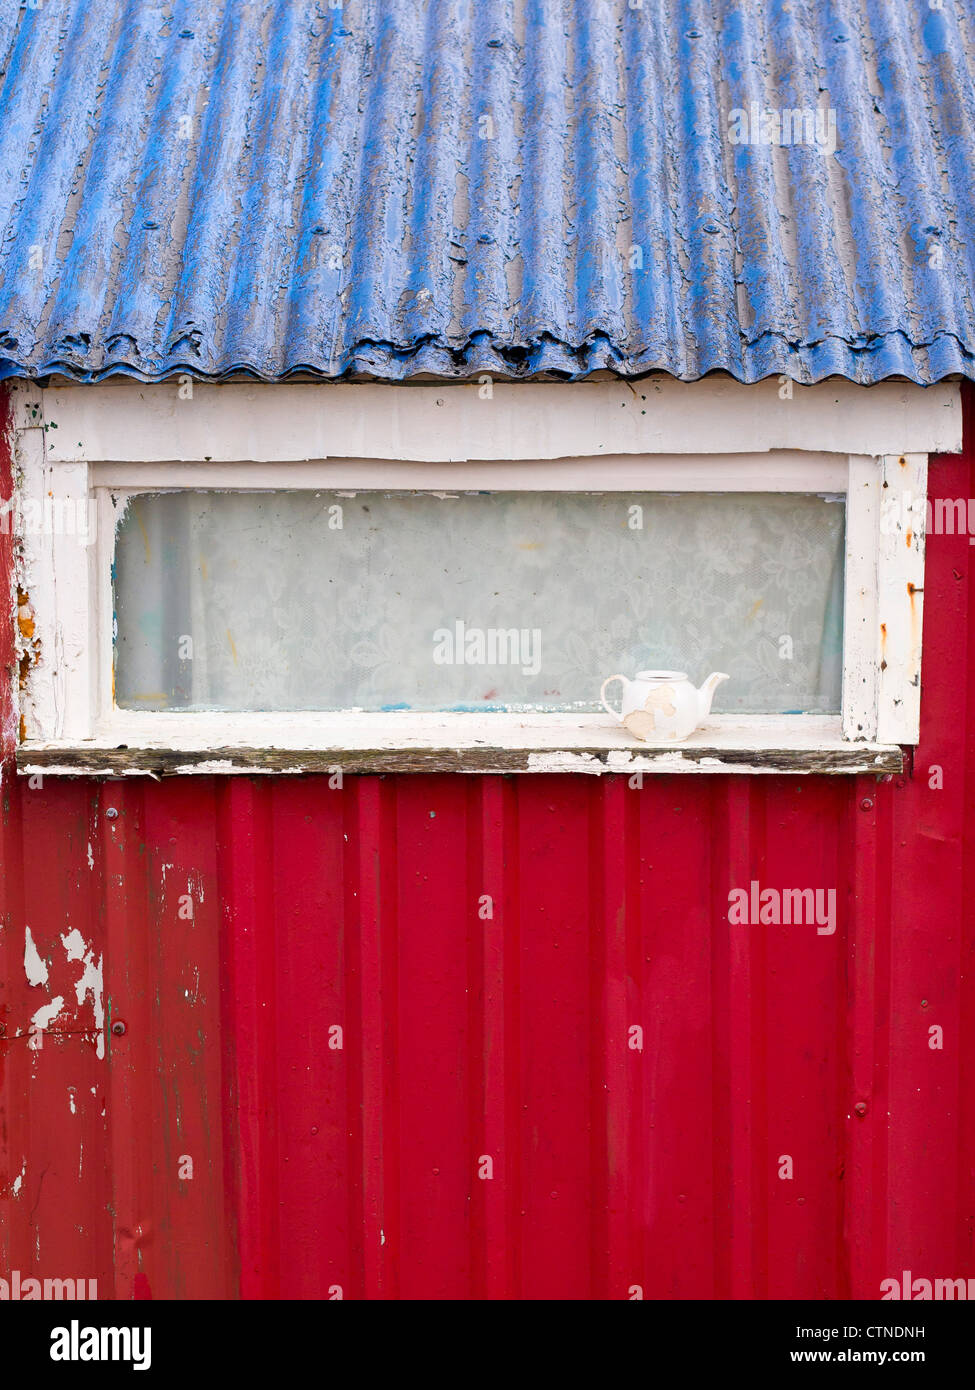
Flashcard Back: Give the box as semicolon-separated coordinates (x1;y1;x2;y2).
600;675;626;723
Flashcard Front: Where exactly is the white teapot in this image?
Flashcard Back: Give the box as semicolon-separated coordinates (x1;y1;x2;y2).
600;670;730;742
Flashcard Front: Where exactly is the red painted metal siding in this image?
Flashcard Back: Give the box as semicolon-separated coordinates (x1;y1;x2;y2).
1;387;974;1300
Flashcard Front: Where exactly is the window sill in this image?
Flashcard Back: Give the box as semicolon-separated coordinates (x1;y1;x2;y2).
16;714;902;777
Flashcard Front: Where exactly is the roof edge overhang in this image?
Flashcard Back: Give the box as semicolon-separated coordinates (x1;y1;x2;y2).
1;330;972;390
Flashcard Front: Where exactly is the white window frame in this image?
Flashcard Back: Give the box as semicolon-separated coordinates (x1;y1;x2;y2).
10;378;960;776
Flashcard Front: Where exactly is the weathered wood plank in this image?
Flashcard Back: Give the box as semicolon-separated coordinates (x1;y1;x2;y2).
17;742;903;777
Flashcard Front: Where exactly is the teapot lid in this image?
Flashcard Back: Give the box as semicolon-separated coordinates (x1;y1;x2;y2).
636;670;687;681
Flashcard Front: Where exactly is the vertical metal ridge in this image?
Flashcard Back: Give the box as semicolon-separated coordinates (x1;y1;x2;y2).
213;778;243;1298
622;777;646;1300
503;774;522;1300
467;774;511;1298
568;0;625;335
341;777;365;1297
100;778;151;1300
844;773;889;1297
833;787;855;1301
0;747;26;1273
464;775;485;1298
215;776;280;1298
221;4;314;370
589;775;631;1299
348;776;399;1299
939;390;975;1281
142;778;231;1297
711;778;761;1298
709;779;732;1300
749;783;770;1299
586;776;605;1296
380;777;401;1300
168;1;264;367
461;0;513;342
48;2;161;352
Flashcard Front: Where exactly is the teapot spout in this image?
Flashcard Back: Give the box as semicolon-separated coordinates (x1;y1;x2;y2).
697;672;730;719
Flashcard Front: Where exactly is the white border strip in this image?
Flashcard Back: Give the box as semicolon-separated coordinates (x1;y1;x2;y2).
842;455;881;740
91;452;848;493
876;453;926;743
23;377;962;462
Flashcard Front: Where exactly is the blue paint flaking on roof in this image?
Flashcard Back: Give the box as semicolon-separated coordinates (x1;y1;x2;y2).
0;0;972;385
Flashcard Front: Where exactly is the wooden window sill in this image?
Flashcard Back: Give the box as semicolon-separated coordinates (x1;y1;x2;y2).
16;714;902;777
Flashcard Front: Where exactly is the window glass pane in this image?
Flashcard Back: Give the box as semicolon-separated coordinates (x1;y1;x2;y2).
113;490;845;714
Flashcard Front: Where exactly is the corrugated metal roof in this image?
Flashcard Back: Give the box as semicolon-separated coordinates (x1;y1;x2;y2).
0;0;972;385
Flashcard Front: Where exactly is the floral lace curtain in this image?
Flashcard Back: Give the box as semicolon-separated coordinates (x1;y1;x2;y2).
114;490;845;714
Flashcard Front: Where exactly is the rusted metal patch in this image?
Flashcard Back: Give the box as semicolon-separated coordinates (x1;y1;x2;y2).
16;586;39;743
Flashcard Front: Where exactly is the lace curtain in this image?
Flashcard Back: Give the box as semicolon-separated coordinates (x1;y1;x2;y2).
114;490;845;713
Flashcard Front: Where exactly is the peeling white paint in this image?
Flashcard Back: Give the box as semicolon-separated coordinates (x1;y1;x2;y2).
173;758;237;774
42;379;963;463
68;1087;77;1114
12;1160;26;1196
24;926;49;987
73;944;105;1060
20;713;903;776
61;927;86;962
876;452;926;743
87;841;94;869
29;995;64;1046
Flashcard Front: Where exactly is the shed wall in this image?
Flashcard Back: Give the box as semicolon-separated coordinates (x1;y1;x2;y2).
1;387;973;1300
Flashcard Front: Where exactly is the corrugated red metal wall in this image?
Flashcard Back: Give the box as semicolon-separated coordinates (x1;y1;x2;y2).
2;388;973;1300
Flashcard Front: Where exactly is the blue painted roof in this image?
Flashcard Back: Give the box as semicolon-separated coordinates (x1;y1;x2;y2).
0;0;972;384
